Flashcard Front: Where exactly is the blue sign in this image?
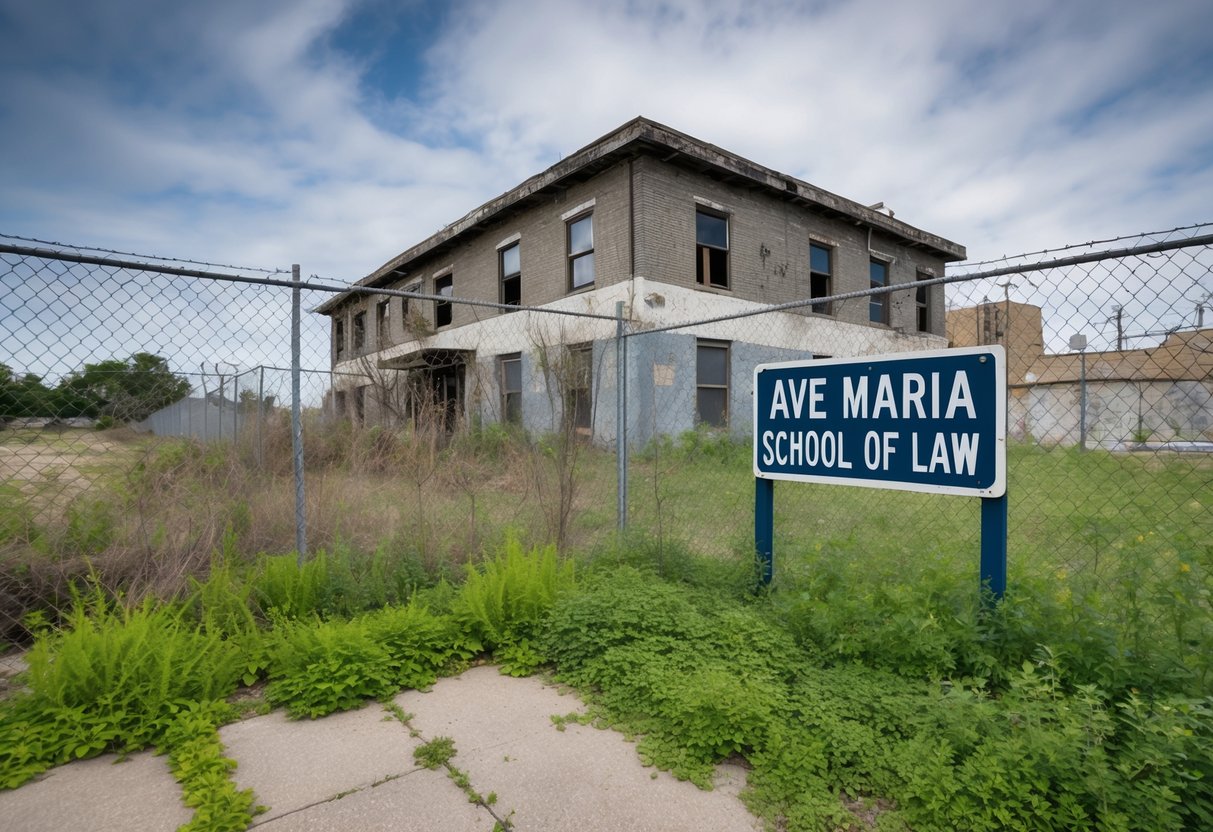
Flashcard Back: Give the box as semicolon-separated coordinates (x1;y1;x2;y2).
753;346;1006;497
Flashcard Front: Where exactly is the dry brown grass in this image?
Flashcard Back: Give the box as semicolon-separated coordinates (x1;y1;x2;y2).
0;414;616;643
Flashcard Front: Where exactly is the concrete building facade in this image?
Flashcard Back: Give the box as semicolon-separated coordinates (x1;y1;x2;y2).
947;301;1213;448
319;118;966;445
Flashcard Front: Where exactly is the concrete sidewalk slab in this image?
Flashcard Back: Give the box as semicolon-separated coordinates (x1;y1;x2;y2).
220;704;420;824
0;750;189;832
251;767;495;831
396;666;764;832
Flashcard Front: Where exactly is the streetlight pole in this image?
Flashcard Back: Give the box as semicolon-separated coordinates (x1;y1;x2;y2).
1069;334;1088;450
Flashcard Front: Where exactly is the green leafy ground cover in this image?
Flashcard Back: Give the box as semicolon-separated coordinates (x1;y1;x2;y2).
2;532;1210;831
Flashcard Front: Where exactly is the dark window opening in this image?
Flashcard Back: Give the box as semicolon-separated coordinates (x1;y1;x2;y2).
696;209;729;289
916;272;931;333
869;260;889;324
376;299;390;345
565;344;593;433
696;340;729;428
568;214;594;290
335;319;345;357
500;242;521;307
810;243;832;315
353;311;366;350
434;275;453;328
500;353;522;424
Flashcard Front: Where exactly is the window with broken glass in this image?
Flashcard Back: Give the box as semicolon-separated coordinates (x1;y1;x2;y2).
696;209;729;289
500;242;521;307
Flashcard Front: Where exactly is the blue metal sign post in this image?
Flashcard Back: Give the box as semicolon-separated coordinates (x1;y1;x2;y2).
753;346;1007;600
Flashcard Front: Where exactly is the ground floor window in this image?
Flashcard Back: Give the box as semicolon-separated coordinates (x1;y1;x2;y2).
695;339;729;428
565;344;593;433
499;353;522;423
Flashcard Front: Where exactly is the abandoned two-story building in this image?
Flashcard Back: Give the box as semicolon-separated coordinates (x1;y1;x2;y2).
318;117;966;445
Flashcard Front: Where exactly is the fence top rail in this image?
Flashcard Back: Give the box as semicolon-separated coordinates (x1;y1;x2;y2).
0;242;621;323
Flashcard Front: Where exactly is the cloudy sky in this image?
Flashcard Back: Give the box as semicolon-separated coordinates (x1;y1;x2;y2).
2;0;1210;284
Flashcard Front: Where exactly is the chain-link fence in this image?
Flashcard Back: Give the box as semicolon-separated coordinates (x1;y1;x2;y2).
2;225;1211;649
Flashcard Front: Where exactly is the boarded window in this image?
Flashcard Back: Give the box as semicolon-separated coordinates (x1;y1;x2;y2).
500;353;522;423
568;214;594;290
696;340;729;428
696;209;729;289
434;275;453;328
500;242;521;307
869;260;889;324
810;243;832;315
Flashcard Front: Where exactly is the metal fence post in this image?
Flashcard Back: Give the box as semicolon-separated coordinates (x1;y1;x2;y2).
616;300;627;535
292;264;308;561
257;365;265;469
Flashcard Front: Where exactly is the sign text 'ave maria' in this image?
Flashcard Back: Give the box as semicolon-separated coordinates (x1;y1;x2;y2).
753;346;1006;497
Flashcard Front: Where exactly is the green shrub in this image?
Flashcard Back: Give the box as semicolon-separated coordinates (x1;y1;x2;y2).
453;537;575;675
264;615;396;719
265;601;476;719
0;592;243;787
252;552;330;620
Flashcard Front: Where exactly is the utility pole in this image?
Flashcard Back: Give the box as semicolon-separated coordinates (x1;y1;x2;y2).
1114;306;1124;351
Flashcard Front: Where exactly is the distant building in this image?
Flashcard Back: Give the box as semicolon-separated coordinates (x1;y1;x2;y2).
948;301;1213;447
319;117;966;444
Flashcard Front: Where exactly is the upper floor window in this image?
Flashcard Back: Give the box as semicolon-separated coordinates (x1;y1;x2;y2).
335;318;345;356
500;242;521;307
434;274;453;328
916;272;932;333
353;311;366;350
376;299;390;345
567;214;594;290
696;209;729;289
809;243;832;315
869;259;889;324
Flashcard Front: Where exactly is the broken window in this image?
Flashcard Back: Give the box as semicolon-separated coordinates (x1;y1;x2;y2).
353;311;367;350
695;339;729;428
376;299;390;345
869;259;889;324
696;209;729;289
565;344;593;433
810;242;832;315
434;274;453;328
335;318;345;357
916;272;932;333
567;214;594;290
499;353;522;424
500;242;521;307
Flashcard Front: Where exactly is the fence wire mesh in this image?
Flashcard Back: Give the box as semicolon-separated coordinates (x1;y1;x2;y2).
1;225;1211;657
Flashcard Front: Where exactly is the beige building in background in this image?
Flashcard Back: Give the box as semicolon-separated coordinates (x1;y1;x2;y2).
947;302;1213;447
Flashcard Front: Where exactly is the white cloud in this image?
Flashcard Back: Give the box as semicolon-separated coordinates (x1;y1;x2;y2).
1;0;1210;372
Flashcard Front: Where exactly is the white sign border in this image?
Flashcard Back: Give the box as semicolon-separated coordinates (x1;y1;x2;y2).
752;345;1007;498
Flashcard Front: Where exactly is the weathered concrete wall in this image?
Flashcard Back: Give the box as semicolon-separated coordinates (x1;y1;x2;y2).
1011;380;1213;448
